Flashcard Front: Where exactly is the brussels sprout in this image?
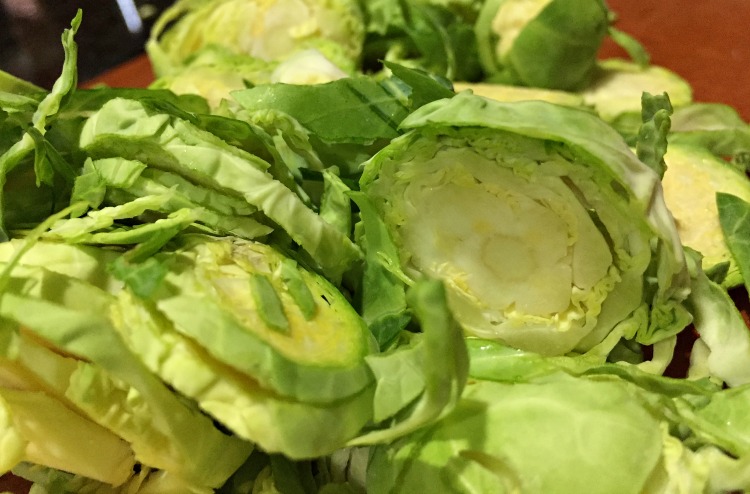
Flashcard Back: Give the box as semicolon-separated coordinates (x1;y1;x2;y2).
474;0;610;90
360;93;691;357
150;46;350;111
359;0;484;81
669;102;750;164
661;144;750;287
149;47;275;110
147;0;365;77
452;81;585;107
138;234;376;404
580;59;693;125
0;248;254;490
270;48;350;85
78;97;361;282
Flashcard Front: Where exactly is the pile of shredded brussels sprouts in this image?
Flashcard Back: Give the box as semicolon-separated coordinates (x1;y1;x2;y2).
2;2;750;493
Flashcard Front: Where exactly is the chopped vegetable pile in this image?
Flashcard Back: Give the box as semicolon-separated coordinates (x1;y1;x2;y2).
2;1;750;493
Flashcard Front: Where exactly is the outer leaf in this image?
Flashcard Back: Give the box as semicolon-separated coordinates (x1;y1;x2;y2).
718;192;750;292
367;377;665;494
684;246;750;387
349;278;469;446
361;93;690;356
349;191;411;350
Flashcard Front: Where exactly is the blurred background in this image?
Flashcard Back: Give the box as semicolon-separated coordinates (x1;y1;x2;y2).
0;0;172;87
0;0;748;123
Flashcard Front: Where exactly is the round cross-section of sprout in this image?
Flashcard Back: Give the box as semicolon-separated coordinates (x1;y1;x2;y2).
365;129;652;355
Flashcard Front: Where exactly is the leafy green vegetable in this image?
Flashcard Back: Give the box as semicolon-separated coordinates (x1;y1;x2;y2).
718;193;750;292
364;335;750;493
0;11;82;240
684;247;750;388
661;144;750;287
0;388;135;487
580;59;692;125
359;0;484;81
6;4;750;492
475;0;609;90
229;62;456;175
360;93;691;358
147;0;365;77
669;102;750;165
452;80;585;107
349;191;412;350
0;241;254;489
367;377;666;493
149;46;351;111
232;64;453;146
79;97;361;281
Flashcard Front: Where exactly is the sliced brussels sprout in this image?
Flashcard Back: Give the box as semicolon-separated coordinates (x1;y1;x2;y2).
0;387;136;487
360;93;690;357
270;48;349;85
149;47;275;110
113;286;375;459
150;45;350;111
140;235;376;404
0;243;254;490
79;97;362;282
661;143;750;287
580;59;693;123
669;103;750;164
452;81;584;107
475;0;610;90
147;0;365;77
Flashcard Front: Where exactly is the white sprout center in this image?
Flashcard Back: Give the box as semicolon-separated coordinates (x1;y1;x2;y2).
397;147;612;321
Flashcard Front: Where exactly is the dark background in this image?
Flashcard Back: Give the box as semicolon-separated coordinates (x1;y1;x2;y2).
0;0;172;87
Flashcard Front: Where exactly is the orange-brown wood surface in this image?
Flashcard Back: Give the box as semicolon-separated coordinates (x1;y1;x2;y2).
1;2;749;493
600;0;750;121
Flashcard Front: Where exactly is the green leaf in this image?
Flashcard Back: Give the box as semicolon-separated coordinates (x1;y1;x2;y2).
232;77;407;144
349;191;411;350
319;168;353;237
80;97;360;282
718;192;750;293
383;61;455;107
685;247;750;387
0;10;82;239
350;278;469;446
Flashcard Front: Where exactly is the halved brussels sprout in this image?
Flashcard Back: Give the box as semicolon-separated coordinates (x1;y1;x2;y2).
360;93;690;357
580;59;693;124
452;81;584;107
147;0;365;77
140;234;376;404
475;0;610;90
662;143;750;287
